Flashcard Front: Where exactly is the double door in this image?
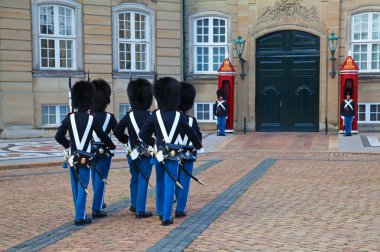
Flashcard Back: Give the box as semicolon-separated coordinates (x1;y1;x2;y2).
256;30;320;132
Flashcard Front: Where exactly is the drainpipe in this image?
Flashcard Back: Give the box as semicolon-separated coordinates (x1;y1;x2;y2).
182;0;186;81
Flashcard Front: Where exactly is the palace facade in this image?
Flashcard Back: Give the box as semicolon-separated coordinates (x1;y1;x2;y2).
1;0;380;138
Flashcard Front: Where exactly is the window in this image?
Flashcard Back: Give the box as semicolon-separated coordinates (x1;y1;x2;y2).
112;3;155;73
194;103;216;122
32;0;82;71
42;104;69;126
119;103;131;120
351;13;380;72
358;104;366;122
357;103;380;123
193;17;228;73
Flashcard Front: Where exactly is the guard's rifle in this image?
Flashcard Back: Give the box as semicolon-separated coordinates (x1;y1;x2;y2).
62;76;73;169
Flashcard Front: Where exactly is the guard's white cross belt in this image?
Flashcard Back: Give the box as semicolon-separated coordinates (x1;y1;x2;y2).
217;101;226;111
344;100;353;111
174;117;193;145
70;114;93;153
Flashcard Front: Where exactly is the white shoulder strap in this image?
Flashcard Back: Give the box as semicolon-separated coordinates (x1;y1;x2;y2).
71;114;93;152
92;113;111;142
156;110;180;143
129;111;141;135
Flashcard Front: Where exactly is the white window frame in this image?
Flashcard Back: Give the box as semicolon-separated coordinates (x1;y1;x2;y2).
194;102;216;123
112;3;155;73
357;103;380;124
41;104;69;126
189;11;233;75
351;12;380;72
32;0;83;71
119;103;131;120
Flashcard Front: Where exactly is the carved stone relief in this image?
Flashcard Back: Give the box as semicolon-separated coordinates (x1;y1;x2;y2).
258;0;319;23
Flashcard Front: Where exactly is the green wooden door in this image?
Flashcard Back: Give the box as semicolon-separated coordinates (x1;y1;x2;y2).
256;30;320;132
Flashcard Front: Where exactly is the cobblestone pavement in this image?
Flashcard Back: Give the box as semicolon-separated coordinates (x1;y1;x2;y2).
1;132;380;251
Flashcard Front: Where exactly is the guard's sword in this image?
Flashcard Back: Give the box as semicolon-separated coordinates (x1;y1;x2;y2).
179;162;205;186
155;149;183;189
126;147;153;188
87;161;109;185
160;161;183;189
132;159;153;188
63;152;90;196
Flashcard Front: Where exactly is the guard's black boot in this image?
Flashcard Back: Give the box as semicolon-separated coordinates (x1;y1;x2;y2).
74;217;92;226
129;206;136;213
136;211;153;219
92;210;107;219
175;211;187;218
161;219;174;226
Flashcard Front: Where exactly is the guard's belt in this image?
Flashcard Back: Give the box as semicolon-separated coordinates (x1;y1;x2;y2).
135;140;153;158
181;145;197;161
91;141;111;159
159;143;183;161
72;150;95;168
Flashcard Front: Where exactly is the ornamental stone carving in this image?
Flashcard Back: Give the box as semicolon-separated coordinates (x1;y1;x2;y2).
258;0;319;23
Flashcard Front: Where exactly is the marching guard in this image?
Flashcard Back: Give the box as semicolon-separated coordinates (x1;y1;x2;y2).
90;79;118;219
114;78;155;218
174;82;202;218
55;81;116;226
139;77;203;226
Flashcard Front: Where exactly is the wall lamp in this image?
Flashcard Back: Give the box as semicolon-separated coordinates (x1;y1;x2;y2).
234;35;246;80
327;31;339;79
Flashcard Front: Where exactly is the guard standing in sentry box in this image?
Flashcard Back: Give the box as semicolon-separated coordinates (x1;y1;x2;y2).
139;77;203;226
55;81;116;226
90;79;118;219
114;78;155;218
213;89;228;136
174;82;202;218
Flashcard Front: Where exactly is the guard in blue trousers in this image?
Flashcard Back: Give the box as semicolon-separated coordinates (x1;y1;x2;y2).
114;78;154;218
139;77;203;226
174;82;202;218
55;81;116;226
90;79;117;219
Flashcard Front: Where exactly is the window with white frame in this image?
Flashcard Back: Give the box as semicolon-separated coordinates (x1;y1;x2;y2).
42;104;69;125
32;0;82;71
119;103;131;120
193;17;228;73
194;103;216;122
357;103;380;123
113;4;154;73
351;12;380;72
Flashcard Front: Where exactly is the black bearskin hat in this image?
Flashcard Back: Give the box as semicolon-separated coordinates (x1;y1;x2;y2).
154;77;181;110
127;78;153;111
71;80;96;111
91;79;111;112
216;89;226;99
178;82;196;112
